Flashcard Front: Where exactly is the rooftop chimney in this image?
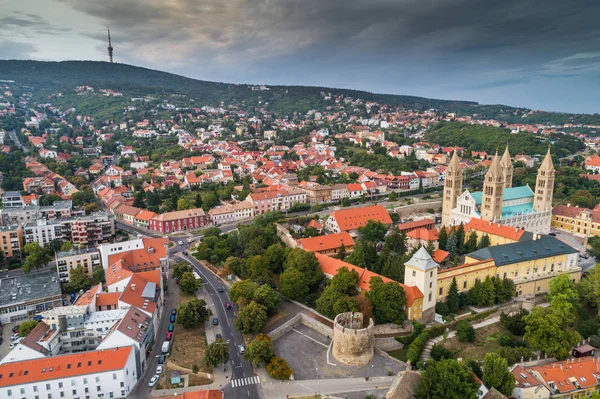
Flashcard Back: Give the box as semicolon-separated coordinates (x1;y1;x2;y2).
131;284;136;291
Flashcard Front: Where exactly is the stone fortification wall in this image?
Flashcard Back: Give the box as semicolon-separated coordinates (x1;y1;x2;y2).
332;312;375;366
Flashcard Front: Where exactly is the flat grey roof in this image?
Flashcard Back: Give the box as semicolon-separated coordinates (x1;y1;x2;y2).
0;269;62;307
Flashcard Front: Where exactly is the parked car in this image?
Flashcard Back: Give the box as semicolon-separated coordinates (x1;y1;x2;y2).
171;308;177;316
215;333;222;339
170;314;176;323
225;302;232;310
148;375;160;387
178;241;183;246
166;332;173;341
9;342;18;349
33;315;43;322
218;286;224;293
238;345;245;354
158;355;164;365
168;324;175;332
11;325;20;334
187;238;193;243
548;232;556;236
11;333;20;341
212;318;219;326
156;365;164;374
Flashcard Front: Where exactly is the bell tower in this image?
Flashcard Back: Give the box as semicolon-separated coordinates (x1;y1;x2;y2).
501;144;513;188
442;151;463;227
481;151;504;222
533;147;555;212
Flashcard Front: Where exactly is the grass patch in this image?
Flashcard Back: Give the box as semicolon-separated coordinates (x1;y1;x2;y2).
441;322;508;361
388;346;409;362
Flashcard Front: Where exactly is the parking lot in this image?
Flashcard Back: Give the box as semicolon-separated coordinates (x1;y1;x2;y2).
0;322;21;360
273;324;405;380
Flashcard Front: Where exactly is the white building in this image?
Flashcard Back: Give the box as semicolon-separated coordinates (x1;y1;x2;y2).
55;247;102;283
208;202;254;225
0;346;139;399
24;220;62;247
404;247;438;323
97;238;145;270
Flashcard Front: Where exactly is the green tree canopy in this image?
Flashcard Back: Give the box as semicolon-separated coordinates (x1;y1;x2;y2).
483;353;516;396
177;298;211;329
280;267;310;301
229;280;259;306
244;334;274;367
204;339;230;367
19;320;39;337
282;249;323;289
358;220;388;242
253;284;281;313
524;305;581;359
179;271;200;293
23;242;52;273
235;301;268;334
416;359;479;399
365;276;406;324
69;265;91;291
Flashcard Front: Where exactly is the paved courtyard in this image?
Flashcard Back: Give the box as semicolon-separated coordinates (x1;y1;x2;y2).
273;324;405;380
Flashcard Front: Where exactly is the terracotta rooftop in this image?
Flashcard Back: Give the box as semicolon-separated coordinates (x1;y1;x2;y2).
465;217;526;241
328;205;392;231
297;232;354;252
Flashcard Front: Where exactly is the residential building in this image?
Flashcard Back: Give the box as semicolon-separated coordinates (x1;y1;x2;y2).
55;247;102;283
406;228;439;251
0;268;62;324
0;346;139;399
316;253;424;321
133;210;158;229
148;208;208;233
1;191;24;207
464;217;530;246
397;219;435;234
0;201;80;227
296;232;354;256
299;183;333;205
330;184;349;201
324;205;392;236
24;220;62;247
0;225;23;259
584;154;600;173
59;213;116;247
209;201;254;225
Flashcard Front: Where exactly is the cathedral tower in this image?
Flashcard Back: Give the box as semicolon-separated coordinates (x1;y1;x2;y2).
481;151;504;222
501;145;513;188
107;27;114;63
442;151;463;227
533;147;555;212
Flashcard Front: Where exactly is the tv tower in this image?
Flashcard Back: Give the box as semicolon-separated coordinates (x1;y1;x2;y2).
107;27;114;63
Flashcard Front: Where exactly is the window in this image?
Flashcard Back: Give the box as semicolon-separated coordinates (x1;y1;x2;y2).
58;383;63;389
71;380;76;387
428;293;432;302
430;271;433;277
463;281;467;289
97;386;101;392
412;270;416;277
46;384;51;391
83;378;88;385
20;388;25;395
429;282;432;288
72;390;76;395
95;377;100;383
7;389;11;397
439;287;443;295
113;373;117;380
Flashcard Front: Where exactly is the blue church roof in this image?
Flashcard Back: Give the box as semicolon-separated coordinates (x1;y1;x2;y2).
471;185;534;205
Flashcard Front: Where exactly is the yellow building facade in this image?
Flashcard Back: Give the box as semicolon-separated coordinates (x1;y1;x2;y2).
552;204;600;237
0;225;23;259
436;236;581;300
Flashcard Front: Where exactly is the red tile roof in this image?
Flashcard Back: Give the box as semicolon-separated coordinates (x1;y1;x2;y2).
329;205;392;231
397;219;435;231
432;249;449;263
154;389;223;399
297;232;354;252
529;357;600;394
407;228;438;241
315;253;423;306
95;292;120;307
0;347;133;388
465;217;525;241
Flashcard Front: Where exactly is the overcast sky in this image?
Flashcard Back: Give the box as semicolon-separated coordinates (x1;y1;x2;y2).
1;0;599;113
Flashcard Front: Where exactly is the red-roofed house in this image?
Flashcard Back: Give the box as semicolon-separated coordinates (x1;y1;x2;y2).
324;205;392;236
315;253;424;321
465;217;527;246
407;228;439;250
297;232;354;256
148;208;208;233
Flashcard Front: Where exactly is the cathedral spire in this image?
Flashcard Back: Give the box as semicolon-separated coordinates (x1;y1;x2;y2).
501;144;513;189
107;27;114;63
441;150;463;227
540;145;555;173
487;150;502;178
533;145;555;215
481;150;504;222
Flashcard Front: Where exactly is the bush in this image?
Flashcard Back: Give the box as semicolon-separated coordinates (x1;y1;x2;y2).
396;322;425;345
590;335;600;349
407;332;427;364
466;359;483;379
576;317;600;339
496;346;533;366
499;334;527;348
500;309;529;336
456;320;475;342
267;357;293;380
426;325;447;340
435;302;450;316
430;344;453;361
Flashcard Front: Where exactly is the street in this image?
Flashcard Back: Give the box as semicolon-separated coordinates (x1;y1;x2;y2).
119;222;260;399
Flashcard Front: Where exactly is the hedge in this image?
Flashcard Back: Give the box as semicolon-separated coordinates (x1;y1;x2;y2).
406;331;428;364
395;322;425;345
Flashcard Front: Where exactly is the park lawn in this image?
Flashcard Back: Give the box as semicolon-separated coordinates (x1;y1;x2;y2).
441;322;509;361
168;291;211;373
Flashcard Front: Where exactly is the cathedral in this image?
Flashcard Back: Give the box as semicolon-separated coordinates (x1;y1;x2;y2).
442;146;555;234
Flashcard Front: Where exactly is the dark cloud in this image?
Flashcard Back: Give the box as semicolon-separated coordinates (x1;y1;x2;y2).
0;12;71;35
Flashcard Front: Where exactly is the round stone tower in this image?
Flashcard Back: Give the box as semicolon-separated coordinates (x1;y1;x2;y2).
332;312;375;366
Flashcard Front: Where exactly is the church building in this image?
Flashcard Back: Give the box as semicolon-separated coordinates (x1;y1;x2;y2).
444;146;554;234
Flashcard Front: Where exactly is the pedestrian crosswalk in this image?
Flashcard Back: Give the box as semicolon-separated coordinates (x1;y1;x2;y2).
231;375;261;388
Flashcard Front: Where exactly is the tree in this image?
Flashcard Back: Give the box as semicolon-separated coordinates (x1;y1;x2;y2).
267;357;293;380
262;243;286;274
280;267;309;301
204;339;229;367
446;232;458;257
430;344;453;361
456;223;465;253
60;241;74;252
133;191;145;208
524;305;581;359
180;271;200;293
69;265;91;291
547;273;579;310
283;249;323;289
19;320;39;337
229;280;258;306
194;193;203;208
388;191;398;201
244;334;274;366
365;276;406;324
477;234;490;249
416;359;479;399
359;220;387;242
447;277;460;313
177;298;210;329
338;243;347;261
438;227;448;251
172;262;193;280
456;320;475;342
225;257;248;278
465;232;478;253
500;309;529;336
578;267;600;309
22;242;51;273
235;301;268;334
253;284;281;313
355;295;374;326
483;353;516;396
92;267;106;284
383;227;407;254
